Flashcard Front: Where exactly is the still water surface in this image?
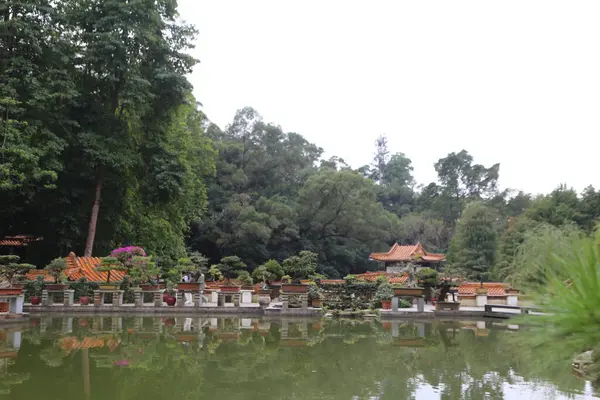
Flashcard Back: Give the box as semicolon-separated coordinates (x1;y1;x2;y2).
0;316;596;399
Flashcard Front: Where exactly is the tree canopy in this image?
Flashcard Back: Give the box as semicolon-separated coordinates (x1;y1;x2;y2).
3;1;600;281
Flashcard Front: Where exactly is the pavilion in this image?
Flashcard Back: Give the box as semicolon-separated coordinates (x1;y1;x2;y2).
368;242;446;273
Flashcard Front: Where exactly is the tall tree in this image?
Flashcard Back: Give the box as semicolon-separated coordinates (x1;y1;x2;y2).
61;0;198;256
0;1;75;227
447;201;498;282
429;150;500;224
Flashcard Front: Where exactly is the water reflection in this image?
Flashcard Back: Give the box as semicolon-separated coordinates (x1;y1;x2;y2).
0;316;595;399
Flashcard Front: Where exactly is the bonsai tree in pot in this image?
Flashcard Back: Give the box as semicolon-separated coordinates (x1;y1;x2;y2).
252;259;284;287
98;246;147;289
215;256;247;291
44;258;68;289
416;267;439;303
0;255;35;289
208;265;223;282
281;251;317;293
308;284;324;308
130;256;159;290
29;276;45;305
97;257;127;289
372;281;394;310
236;270;253;289
433;273;461;311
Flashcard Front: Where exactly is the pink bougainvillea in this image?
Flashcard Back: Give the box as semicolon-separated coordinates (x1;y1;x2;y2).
110;246;146;257
109;246;146;268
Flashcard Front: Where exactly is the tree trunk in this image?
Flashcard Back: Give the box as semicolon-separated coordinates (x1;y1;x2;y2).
84;174;103;257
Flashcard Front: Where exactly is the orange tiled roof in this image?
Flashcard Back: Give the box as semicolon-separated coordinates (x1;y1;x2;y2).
458;282;508;297
369;242;446;263
25;252;126;283
0;235;42;247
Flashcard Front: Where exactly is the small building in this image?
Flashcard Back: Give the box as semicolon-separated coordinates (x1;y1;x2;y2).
368;242;446;273
457;282;519;306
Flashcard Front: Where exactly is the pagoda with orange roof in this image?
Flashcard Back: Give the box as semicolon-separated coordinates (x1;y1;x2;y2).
369;242;446;273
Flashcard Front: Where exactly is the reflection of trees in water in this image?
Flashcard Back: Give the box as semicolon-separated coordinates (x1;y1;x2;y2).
6;316;594;399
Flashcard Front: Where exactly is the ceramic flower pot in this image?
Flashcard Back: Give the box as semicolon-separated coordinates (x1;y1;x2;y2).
79;296;90;305
45;284;69;291
281;284;309;294
30;296;41;306
165;296;177;306
311;299;324;308
381;300;392;310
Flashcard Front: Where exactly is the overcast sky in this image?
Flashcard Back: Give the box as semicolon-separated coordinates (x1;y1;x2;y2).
178;0;600;196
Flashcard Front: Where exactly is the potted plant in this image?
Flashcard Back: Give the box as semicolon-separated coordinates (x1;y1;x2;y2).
252;259;284;285
174;256;202;291
215;256;246;292
434;278;461;311
0;255;34;291
97;257;126;290
373;281;394;310
75;277;93;305
29;276;45;305
236;270;253;290
308;284;324;308
281;251;317;294
129;256;161;291
43;258;69;290
164;281;177;306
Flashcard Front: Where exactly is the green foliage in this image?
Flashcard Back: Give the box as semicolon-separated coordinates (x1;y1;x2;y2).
307;285;323;300
208;265;223;282
447;201;498;282
252;259;283;283
26;276;46;299
129;256;159;285
416;268;439;286
44;258;67;284
282;251;318;283
235;270;253;286
214;256;247;281
372;281;394;303
69;277;97;300
98;257;127;283
508;223;584;292
515;228;600;380
0;255;34;284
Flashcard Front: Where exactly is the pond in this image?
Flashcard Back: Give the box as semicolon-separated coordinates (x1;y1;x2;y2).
0;316;596;399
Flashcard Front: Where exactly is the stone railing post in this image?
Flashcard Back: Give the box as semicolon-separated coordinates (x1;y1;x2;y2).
63;290;75;306
194;292;203;308
154;291;162;307
93;290;102;307
9;295;24;314
176;291;185;307
506;288;519;306
134;289;143;307
41;290;50;307
112;291;123;307
475;287;488;307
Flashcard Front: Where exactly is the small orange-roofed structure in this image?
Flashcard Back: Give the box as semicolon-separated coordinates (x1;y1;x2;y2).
25;252;126;283
369;242;446;273
457;282;520;306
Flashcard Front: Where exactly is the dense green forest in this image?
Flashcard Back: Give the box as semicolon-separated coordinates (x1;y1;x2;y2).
2;1;600;280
